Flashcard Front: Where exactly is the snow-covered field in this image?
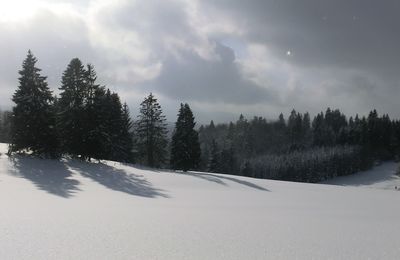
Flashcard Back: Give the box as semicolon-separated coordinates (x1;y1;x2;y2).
323;161;400;190
0;143;399;259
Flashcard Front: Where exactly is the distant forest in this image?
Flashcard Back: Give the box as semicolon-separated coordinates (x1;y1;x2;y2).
198;109;399;182
2;50;400;183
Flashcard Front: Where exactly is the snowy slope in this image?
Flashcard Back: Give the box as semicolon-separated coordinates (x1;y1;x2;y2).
0;143;399;259
323;161;400;190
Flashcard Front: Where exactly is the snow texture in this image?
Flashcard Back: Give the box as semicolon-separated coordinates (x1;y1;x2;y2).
0;143;399;259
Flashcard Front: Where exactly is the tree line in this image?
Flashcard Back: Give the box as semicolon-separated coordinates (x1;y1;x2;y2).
8;51;200;171
4;50;400;183
198;108;400;182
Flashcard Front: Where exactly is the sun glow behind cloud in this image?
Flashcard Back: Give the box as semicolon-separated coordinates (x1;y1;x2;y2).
0;0;81;23
0;0;46;22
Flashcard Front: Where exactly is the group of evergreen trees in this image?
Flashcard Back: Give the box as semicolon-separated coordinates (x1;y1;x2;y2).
9;51;132;161
199;108;400;182
245;146;368;182
8;51;201;171
133;95;201;171
9;51;133;161
57;58;134;161
6;50;400;183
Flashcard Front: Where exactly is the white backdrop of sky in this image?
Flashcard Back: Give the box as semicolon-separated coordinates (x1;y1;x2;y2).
0;0;399;123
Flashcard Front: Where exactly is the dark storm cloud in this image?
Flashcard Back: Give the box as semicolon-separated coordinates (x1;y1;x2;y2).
205;0;400;74
199;0;400;118
147;42;275;104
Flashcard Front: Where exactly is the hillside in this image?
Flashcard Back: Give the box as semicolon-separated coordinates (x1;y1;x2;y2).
323;161;400;190
0;143;399;259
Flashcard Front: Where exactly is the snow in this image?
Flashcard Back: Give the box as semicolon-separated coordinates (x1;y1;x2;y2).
0;143;399;259
323;161;400;190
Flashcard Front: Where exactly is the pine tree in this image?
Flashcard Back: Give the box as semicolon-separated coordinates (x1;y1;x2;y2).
219;146;237;174
9;50;58;157
107;92;130;161
82;64;101;160
302;112;311;134
0;110;12;143
273;113;287;150
57;58;88;158
119;103;134;162
87;88;125;161
134;93;168;167
276;113;286;130
86;86;108;159
85;64;99;102
208;139;220;172
170;103;201;171
288;109;303;149
107;91;123;159
302;112;312;146
234;114;251;159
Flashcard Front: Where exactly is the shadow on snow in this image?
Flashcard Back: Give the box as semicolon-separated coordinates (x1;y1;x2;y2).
65;160;168;198
188;172;269;191
9;155;168;199
10;155;80;198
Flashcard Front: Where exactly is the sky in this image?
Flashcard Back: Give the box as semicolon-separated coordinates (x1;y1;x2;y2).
0;0;399;124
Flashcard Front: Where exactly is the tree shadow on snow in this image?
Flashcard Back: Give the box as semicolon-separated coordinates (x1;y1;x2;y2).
188;172;269;191
65;160;168;198
184;172;227;186
124;163;175;174
10;155;80;198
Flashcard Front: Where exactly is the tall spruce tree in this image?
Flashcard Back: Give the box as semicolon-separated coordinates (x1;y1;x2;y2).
84;87;132;162
86;86;108;159
119;103;134;162
107;91;129;161
57;58;88;158
219;146;237;174
170;103;201;171
135;93;168;167
288;109;303;149
82;64;101;160
208;139;220;172
10;50;57;157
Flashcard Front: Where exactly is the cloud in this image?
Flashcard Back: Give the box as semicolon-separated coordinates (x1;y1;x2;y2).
205;0;400;72
0;0;399;121
146;42;276;104
0;7;95;107
85;0;276;105
201;0;400;117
